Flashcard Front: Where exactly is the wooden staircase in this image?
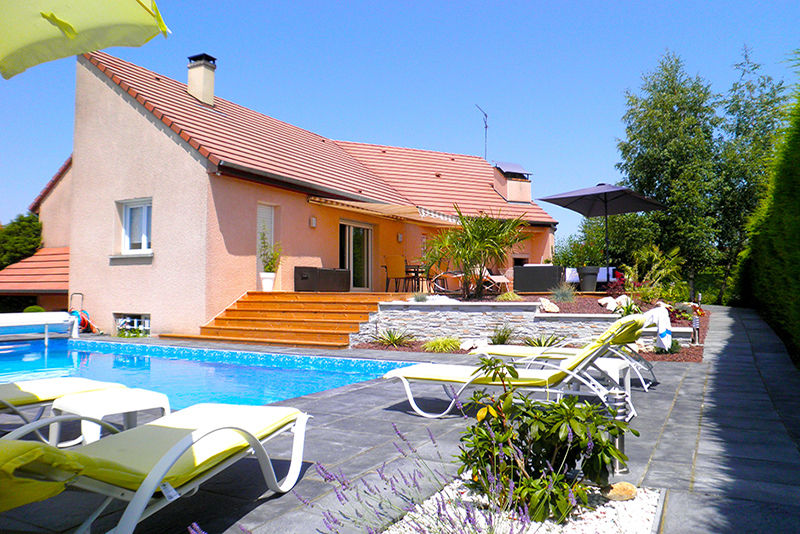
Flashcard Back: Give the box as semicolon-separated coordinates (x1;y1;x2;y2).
160;291;408;348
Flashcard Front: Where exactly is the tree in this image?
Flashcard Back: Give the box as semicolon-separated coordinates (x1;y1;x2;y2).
422;206;528;299
714;48;788;302
0;213;41;270
576;214;660;268
617;52;720;299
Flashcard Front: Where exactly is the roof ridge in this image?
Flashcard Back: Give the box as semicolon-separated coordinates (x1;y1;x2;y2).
334;139;486;161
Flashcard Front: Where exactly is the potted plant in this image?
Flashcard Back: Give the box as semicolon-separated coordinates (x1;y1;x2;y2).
258;231;281;291
574;239;604;291
553;236;603;291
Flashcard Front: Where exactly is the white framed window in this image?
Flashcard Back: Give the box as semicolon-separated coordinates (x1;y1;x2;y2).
122;199;152;254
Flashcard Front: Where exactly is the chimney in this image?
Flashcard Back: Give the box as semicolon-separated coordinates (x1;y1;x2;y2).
187;53;216;105
493;162;532;203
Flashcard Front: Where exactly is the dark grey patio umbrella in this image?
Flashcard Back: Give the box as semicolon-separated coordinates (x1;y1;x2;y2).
538;183;665;282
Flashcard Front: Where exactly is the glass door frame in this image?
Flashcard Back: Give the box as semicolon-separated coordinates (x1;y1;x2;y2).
339;220;373;291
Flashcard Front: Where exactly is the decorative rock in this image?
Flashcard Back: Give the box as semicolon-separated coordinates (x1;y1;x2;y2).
539;297;560;313
601;481;637;501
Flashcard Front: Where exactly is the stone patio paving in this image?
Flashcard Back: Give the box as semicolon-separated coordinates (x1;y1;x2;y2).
1;305;799;533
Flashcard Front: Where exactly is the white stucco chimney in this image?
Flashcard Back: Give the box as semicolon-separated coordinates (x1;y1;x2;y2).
187;53;216;106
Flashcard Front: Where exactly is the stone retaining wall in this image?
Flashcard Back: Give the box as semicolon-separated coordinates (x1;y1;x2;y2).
351;302;691;346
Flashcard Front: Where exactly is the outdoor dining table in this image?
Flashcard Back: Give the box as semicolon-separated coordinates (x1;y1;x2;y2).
405;264;424;292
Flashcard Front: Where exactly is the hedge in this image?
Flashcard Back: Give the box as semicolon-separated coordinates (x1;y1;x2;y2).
738;90;800;360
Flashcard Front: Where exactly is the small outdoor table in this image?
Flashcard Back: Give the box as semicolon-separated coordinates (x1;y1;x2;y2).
49;387;170;446
405;264;424;292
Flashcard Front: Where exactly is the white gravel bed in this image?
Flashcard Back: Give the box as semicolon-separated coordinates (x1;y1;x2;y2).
384;479;660;534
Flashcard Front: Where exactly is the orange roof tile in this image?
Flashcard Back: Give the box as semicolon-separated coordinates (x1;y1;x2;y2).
83;52;408;204
335;141;556;224
80;52;555;225
0;247;69;294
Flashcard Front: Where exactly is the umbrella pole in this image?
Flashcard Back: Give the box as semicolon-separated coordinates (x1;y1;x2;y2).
604;194;611;285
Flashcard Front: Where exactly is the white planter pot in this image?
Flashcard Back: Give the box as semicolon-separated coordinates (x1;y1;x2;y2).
259;272;276;292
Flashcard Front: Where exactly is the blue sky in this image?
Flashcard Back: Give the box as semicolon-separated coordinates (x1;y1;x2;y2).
1;1;797;238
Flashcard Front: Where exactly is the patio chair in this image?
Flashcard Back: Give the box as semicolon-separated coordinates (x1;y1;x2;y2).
0;377;126;430
384;334;631;419
481;268;512;294
429;268;463;295
382;255;413;291
0;403;310;534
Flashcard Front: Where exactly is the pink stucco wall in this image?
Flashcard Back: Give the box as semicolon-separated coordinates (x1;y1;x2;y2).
38;166;72;248
70;58;209;334
62;57;556;336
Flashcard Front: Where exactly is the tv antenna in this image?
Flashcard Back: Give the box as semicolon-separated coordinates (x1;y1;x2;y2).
475;104;488;160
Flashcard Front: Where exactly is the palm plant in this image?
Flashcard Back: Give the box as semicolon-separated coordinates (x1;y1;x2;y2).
422;206;528;299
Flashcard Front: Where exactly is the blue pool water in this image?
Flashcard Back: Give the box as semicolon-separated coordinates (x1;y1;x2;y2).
0;339;410;409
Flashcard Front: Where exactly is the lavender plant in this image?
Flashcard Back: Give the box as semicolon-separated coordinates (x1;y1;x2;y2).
297;421;534;533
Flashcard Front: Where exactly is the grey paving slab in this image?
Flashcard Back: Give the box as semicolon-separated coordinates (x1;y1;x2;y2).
661;489;800;534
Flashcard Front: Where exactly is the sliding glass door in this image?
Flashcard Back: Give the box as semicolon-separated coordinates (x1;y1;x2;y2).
339;222;372;291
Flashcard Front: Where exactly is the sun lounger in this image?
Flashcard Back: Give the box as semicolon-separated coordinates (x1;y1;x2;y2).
475;314;656;393
0;377;126;429
0;403;310;534
384;337;630;419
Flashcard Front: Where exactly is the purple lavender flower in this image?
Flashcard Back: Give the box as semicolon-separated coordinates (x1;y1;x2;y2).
567;424;573;445
508;477;515;497
426;427;437;446
484;420;496;441
361;478;377;494
376;462;387;481
568;487;576;506
393;441;408;457
586;429;594;456
291;489;313;507
333;485;348;504
392;422;406;442
315;462;337;482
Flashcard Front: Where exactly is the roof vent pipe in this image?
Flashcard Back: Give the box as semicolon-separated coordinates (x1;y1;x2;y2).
187;53;216;106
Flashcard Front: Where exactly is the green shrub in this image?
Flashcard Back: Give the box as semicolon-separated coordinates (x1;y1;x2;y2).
117;328;147;338
22;305;45;313
422;337;461;353
412;292;428;302
489;324;514;345
371;329;415;348
523;333;565;347
458;357;636;523
549;282;575;302
654;339;682;354
496;290;522;302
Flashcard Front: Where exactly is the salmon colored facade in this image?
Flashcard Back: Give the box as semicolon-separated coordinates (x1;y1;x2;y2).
24;52;557;335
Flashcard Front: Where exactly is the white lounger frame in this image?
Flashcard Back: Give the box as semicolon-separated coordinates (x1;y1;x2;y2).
390;357;630;420
3;412;309;534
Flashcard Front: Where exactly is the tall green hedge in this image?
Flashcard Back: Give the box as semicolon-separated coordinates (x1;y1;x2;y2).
738;90;800;359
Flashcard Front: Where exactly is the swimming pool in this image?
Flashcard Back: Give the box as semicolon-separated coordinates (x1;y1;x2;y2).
0;339;410;409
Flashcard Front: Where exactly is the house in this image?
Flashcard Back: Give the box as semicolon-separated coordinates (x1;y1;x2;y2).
15;52;556;335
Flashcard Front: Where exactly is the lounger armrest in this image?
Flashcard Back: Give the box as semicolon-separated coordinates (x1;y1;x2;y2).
1;414;120;440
